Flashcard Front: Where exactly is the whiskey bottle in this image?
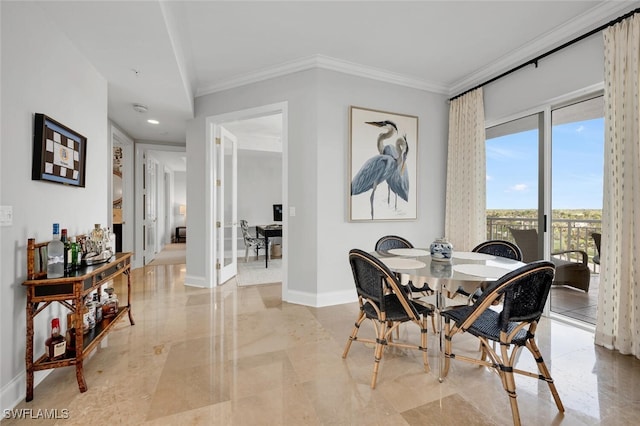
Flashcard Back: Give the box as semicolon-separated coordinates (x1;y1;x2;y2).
65;314;76;358
46;223;64;278
45;318;66;361
102;288;119;318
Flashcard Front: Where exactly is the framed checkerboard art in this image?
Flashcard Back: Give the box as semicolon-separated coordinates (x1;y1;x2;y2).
32;114;87;187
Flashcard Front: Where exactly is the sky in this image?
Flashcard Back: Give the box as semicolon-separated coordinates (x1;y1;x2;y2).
486;117;604;210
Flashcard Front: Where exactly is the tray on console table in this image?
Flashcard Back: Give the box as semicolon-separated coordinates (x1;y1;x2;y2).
22;251;134;402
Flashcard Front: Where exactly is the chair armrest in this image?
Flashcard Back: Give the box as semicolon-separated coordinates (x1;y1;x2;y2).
551;249;588;265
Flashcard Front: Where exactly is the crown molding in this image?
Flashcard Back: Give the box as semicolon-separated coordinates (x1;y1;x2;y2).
196;54;449;97
448;1;640;97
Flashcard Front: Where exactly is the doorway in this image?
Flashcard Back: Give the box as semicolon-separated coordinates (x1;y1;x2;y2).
204;102;288;293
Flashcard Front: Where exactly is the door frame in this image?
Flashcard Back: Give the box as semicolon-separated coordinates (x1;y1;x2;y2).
134;142;186;269
109;124;134;253
204;102;288;291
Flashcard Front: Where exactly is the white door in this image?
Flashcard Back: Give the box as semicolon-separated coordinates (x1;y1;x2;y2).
215;125;238;284
144;155;158;264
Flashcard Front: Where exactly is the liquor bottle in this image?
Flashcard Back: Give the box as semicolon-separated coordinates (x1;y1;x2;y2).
61;229;72;273
102;287;119;318
93;292;103;324
85;296;96;331
65;314;76;358
47;223;64;278
45;318;66;361
70;236;81;269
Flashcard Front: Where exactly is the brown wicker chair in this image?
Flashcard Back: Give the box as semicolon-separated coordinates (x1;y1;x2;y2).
342;249;433;389
440;261;564;426
509;227;591;292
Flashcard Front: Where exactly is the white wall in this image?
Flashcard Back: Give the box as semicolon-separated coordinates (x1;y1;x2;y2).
236;150;282;226
0;2;109;412
187;68;450;304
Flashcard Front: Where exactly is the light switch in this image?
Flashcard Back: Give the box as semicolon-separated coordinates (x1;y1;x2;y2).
0;205;13;226
289;206;296;217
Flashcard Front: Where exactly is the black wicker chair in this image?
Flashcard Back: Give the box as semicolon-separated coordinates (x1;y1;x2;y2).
374;235;436;332
374;235;434;295
472;239;523;261
591;232;601;269
441;261;564;426
342;249;433;389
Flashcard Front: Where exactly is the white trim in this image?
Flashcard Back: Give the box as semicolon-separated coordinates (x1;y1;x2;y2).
450;2;636;96
196;55;449;97
285;289;357;308
184;274;208;288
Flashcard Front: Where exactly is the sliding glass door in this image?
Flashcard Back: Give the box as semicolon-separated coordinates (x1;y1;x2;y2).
486;112;544;260
549;96;604;324
485;95;604;325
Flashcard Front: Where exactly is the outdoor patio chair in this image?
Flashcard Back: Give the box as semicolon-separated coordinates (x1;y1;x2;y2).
591;232;601;268
509;227;590;292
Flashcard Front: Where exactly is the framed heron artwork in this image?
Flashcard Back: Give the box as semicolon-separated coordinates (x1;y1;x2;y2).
349;106;418;221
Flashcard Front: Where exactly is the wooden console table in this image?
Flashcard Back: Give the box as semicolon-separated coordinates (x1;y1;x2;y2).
22;239;134;401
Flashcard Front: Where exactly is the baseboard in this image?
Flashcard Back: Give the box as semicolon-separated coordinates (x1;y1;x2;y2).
184;274;208;288
1;369;51;414
284;288;356;307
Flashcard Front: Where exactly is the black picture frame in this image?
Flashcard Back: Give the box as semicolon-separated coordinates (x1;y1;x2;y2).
32;113;87;187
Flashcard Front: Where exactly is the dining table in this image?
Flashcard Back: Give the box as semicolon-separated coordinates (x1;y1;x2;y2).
372;248;526;381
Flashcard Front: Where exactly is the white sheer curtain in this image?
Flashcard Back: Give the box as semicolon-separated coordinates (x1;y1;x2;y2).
595;13;640;358
444;88;486;251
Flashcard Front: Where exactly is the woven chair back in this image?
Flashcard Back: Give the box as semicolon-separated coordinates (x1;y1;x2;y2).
348;249;419;318
374;235;413;251
472;240;523;261
473;260;555;328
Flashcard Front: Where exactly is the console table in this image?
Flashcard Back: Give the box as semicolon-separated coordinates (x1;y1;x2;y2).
22;239;134;401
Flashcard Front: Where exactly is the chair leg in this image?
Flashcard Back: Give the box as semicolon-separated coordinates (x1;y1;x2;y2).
420;317;429;373
370;319;388;389
245;246;249;262
342;310;366;358
499;342;521;426
442;318;452;378
526;339;565;413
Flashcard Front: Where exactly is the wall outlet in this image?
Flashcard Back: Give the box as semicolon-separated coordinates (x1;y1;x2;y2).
289;206;296;217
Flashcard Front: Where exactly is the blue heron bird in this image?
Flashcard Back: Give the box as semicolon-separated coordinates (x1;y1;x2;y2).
365;121;410;208
351;135;408;219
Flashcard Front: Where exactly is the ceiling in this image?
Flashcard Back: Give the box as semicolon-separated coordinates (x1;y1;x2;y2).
33;1;639;145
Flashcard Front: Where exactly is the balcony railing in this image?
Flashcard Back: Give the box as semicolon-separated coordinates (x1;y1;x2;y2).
486;217;601;271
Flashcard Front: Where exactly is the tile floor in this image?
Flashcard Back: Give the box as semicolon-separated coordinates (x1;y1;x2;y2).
4;263;640;425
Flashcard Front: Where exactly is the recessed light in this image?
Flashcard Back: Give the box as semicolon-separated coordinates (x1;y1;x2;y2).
147;119;159;125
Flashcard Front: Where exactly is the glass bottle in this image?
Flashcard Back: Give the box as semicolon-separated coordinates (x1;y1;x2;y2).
65;313;76;358
70;236;81;269
47;223;64;278
102;287;119;318
61;229;73;273
85;296;96;331
45;318;66;360
82;298;91;334
93;292;103;324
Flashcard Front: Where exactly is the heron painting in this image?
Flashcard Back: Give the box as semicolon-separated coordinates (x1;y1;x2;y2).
349;106;418;221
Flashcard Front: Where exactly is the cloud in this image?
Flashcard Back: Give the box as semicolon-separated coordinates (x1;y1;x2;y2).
506;183;528;192
576;125;585;133
486;174;492;181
